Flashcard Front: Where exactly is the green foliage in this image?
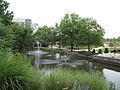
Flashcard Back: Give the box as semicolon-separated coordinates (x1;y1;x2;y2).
112;49;117;53
42;69;110;90
78;51;94;56
35;26;58;48
10;23;35;53
0;0;14;51
78;18;105;51
104;48;109;53
0;0;13;25
92;49;96;54
0;51;110;90
59;13;80;51
0;22;14;50
58;13;105;52
0;52;41;90
109;42;114;47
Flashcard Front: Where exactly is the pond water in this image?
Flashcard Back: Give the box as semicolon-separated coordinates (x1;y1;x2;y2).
27;51;120;90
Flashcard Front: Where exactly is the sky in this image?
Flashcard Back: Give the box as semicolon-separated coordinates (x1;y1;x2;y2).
6;0;120;38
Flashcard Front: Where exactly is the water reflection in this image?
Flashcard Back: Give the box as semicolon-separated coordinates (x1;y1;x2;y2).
27;52;120;90
103;69;120;90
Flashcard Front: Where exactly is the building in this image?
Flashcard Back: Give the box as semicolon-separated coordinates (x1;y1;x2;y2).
13;18;38;32
25;19;32;26
13;18;32;26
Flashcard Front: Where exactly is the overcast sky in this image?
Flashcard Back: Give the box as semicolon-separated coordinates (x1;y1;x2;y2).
6;0;120;38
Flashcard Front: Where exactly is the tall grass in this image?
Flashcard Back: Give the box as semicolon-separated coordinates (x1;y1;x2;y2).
41;69;110;90
0;52;42;90
0;52;110;90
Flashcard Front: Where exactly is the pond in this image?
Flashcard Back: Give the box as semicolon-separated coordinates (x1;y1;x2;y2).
27;51;120;90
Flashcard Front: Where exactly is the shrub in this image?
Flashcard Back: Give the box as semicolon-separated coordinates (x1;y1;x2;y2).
113;49;117;53
0;52;42;90
104;48;109;53
92;49;96;54
78;51;93;56
98;49;102;54
117;49;120;53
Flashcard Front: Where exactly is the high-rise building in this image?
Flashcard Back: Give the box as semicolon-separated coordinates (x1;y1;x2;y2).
13;18;38;32
25;19;32;26
13;18;32;26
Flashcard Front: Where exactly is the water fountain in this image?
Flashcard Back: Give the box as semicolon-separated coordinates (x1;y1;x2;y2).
27;41;46;55
26;45;120;89
57;54;77;68
26;41;48;68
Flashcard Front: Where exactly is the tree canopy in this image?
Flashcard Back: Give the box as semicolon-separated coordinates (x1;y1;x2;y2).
0;22;14;50
58;13;105;51
0;0;14;51
35;26;58;48
0;0;13;26
10;23;35;52
0;1;105;53
78;18;105;51
59;13;80;51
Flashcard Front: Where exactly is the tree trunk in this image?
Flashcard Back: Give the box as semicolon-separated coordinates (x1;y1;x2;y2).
50;43;53;49
70;41;74;52
88;44;90;52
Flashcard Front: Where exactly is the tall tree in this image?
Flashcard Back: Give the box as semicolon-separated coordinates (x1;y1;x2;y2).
0;0;13;26
78;18;105;51
59;13;80;51
0;0;14;51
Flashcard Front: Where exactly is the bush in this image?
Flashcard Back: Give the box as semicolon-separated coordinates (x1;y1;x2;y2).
104;48;109;53
78;51;93;56
92;49;96;54
0;52;41;90
113;49;117;53
98;49;102;54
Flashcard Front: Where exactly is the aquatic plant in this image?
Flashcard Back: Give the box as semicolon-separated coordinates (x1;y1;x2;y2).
42;69;110;90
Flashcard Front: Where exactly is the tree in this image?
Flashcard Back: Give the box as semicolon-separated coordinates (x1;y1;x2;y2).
0;0;14;51
78;18;105;51
10;23;35;52
59;13;80;51
54;23;62;49
0;0;13;26
49;26;58;48
0;22;14;50
35;26;52;47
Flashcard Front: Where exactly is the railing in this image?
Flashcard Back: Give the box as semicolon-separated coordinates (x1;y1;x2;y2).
77;54;120;67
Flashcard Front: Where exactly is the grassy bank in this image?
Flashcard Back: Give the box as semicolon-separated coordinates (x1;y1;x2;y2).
0;52;41;90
